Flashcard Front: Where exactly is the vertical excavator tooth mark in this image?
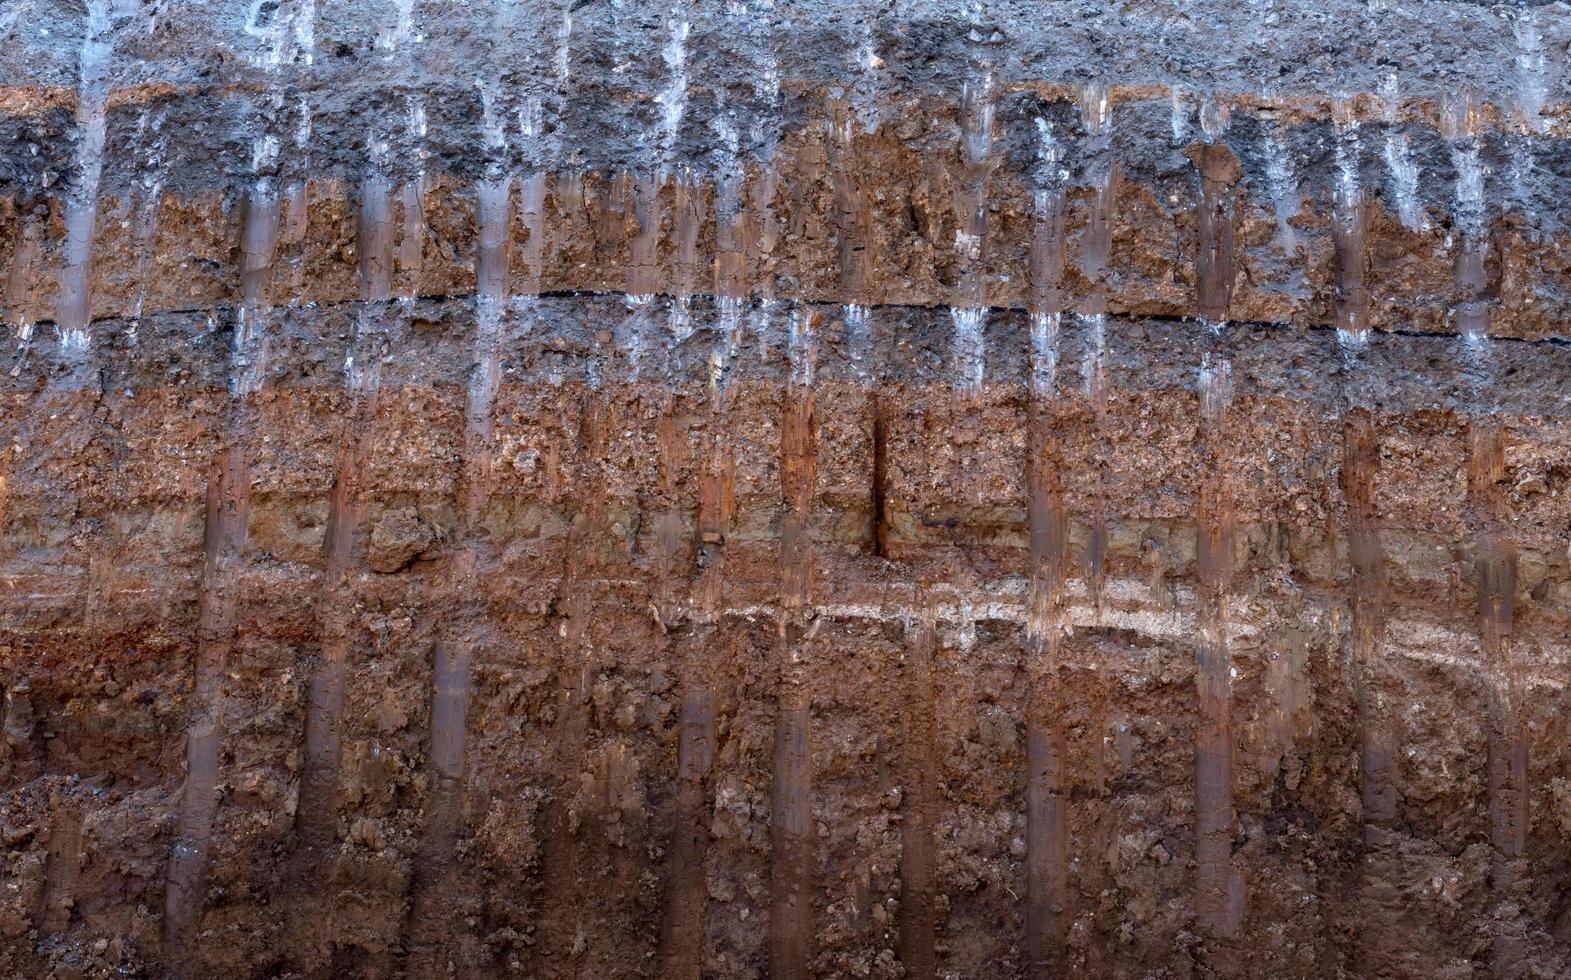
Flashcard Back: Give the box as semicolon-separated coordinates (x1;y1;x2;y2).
657;679;717;980
1029;116;1066;392
747;169;780;302
54;0;113;355
1378;75;1428;235
282;181;311;307
6;213;41;363
1024;711;1068;978
537;394;609;976
771;309;816;980
1443;95;1491;348
83;540;113;633
127;109;169;344
1467;420;1529;980
1023;439;1069;976
1341;410;1400;978
553;169;585;268
162;459;242;959
1455;226;1489;350
654;396;684;608
518;174;546;297
1077;130;1114;324
626;172;661;374
594;170;629;267
897;609;940;978
1341;411;1396;835
949;307;986;399
286;176;397;971
537;681;589;975
239;187;282;316
786;137;825;301
713;138;748;307
1085;512;1108;606
654;382;707;977
769;696;813;980
1186;141;1241;332
1331;99;1370;353
356;176;396;305
1189;135;1244;941
1467;423;1526;862
292;174;395;854
1260;121;1300;251
695;344;737;615
398;179;426;299
1193;498;1241;939
291;344;384;870
629;172;661;301
163;184;280;962
38;800;84;936
1024;136;1069;977
585;738;648;974
461;176;514;527
1;681;38;789
869;389;890;558
780;312;816;603
1078;103;1117;603
405;640;473;972
948;78;995;399
827;98;875;308
669;169;706;342
658;298;734;975
696;443;735;554
404;171;515;971
1024;530;1070;971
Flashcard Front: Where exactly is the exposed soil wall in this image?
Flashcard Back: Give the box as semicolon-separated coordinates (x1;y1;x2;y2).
3;2;1571;978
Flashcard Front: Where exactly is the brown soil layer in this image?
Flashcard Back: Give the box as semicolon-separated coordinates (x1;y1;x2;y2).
2;294;1570;977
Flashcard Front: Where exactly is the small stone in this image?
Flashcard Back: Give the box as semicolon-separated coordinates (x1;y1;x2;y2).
707;873;736;902
648;665;671;693
615;702;637;730
351;817;384;851
368;507;437;573
375;692;409;734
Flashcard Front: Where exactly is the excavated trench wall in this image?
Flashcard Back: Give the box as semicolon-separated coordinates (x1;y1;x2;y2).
3;1;1571;977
